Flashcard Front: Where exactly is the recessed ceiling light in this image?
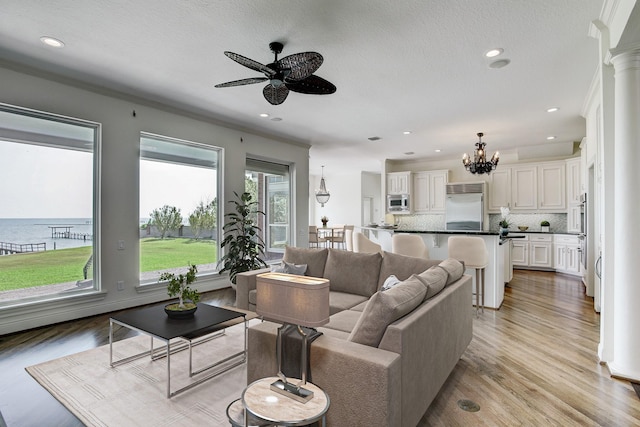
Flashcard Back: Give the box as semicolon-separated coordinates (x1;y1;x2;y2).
368;136;381;141
489;59;511;69
270;117;282;122
259;113;269;118
404;152;415;155
547;136;556;140
403;131;411;135
546;107;559;113
435;149;441;153
40;36;65;48
485;48;503;58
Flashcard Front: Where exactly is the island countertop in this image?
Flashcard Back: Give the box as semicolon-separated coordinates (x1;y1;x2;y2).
359;226;577;235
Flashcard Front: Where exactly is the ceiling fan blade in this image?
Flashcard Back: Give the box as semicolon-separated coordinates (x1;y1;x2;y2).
263;84;289;105
224;51;276;77
278;52;323;81
286;75;336;95
215;77;269;88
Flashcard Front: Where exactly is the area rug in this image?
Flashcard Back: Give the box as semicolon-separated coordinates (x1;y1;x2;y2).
26;321;254;426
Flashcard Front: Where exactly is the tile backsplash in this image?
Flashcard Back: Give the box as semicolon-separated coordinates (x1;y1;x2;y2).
392;212;567;232
489;213;567;233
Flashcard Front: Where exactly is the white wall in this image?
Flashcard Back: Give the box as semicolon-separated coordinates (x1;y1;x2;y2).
0;63;310;334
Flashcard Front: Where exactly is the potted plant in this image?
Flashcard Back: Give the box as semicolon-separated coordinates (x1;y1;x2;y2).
160;263;200;318
218;191;268;286
499;206;511;236
540;220;550;232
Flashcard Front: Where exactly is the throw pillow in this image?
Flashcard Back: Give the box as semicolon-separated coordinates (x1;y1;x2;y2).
381;274;401;291
416;266;448;300
438;258;465;286
348;275;427;347
270;260;308;275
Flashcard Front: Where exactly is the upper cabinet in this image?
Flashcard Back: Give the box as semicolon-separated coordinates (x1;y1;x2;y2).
413;170;449;213
488;160;568;213
387;171;412;195
537;162;566;211
565;157;582;205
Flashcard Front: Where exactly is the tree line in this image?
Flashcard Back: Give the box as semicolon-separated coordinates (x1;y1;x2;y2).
148;199;217;239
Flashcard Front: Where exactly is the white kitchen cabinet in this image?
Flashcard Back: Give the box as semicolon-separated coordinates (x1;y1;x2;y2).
538;163;566;210
511;166;537;211
512;236;529;267
488;168;511;212
503;239;513;283
412;170;448;213
566;157;582;205
567;205;581;233
512;234;552;269
529;239;553;268
488;160;568;213
387;171;411;195
554;234;581;275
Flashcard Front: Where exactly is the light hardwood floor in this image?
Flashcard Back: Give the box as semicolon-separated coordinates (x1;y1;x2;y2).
1;272;638;426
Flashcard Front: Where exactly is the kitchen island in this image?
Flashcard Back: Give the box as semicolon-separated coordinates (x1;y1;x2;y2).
360;227;508;309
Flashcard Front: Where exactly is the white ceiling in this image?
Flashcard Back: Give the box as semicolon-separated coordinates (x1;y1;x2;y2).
0;1;603;174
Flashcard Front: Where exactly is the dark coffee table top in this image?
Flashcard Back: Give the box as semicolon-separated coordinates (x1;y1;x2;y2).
110;303;245;340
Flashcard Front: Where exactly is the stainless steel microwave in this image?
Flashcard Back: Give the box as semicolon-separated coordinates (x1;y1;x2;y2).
387;194;410;212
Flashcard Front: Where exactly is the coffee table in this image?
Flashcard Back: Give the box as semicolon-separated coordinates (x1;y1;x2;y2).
109;303;248;398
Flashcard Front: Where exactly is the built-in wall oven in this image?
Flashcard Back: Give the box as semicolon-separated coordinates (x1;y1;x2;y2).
578;193;587;269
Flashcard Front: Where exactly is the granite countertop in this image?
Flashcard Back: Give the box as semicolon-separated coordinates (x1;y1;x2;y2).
360;226;578;236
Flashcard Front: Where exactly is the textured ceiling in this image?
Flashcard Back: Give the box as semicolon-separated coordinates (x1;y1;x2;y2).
0;0;603;174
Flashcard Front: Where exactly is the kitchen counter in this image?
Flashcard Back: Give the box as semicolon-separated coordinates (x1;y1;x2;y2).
360;226;576;235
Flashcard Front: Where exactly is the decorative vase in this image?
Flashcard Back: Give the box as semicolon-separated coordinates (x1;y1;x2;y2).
500;227;509;237
321;220;328;227
164;302;197;319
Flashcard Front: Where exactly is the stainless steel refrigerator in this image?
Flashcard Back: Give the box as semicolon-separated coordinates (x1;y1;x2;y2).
445;183;485;231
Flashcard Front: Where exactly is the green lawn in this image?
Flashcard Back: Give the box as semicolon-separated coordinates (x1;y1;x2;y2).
0;238;217;291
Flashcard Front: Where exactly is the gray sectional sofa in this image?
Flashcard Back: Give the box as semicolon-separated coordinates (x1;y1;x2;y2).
236;247;473;427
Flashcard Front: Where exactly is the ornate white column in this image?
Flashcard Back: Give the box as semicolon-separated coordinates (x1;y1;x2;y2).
609;48;640;381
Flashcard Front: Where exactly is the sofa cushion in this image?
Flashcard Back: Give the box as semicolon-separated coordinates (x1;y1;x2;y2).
323;310;363;333
283;246;328;278
347;275;427;347
377;251;440;290
323;249;382;297
329;291;370;315
248;289;257;306
438;258;465;286
417;266;448;300
349;300;369;312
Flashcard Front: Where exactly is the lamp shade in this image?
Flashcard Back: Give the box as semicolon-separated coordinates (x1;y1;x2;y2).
256;272;330;327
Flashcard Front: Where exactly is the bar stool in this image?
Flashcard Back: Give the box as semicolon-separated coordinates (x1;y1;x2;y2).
448;236;488;316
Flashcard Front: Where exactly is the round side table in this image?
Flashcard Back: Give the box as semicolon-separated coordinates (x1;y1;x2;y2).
226;398;273;427
242;377;330;427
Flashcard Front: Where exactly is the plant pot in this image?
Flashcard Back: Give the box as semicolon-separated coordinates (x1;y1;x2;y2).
164;302;198;319
541;226;550;232
500;227;509;237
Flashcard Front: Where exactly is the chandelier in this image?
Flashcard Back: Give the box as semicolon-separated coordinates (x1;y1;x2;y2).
462;132;499;174
315;166;330;207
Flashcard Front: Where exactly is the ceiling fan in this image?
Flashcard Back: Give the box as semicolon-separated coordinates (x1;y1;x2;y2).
215;42;336;105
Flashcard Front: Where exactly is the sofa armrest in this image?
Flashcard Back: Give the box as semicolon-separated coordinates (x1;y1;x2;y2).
235;267;271;310
248;321;402;427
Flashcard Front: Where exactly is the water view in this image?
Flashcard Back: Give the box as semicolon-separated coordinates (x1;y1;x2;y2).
0;218;93;251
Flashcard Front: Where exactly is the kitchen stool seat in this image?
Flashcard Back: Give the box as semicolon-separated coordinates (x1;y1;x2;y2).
448;236;488;316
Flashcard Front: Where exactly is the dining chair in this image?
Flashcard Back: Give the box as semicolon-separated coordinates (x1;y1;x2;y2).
308;225;325;248
391;234;429;259
324;225;353;249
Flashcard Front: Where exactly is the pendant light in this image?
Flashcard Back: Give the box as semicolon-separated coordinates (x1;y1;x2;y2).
462;132;499;174
315;166;330;207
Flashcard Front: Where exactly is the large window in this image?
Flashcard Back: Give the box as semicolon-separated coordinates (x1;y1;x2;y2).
139;133;221;283
246;158;291;262
0;104;98;304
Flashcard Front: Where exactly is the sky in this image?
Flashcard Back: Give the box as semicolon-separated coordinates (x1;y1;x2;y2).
0;140;216;220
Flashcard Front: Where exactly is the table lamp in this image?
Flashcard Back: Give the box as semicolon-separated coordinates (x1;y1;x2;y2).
256;272;330;403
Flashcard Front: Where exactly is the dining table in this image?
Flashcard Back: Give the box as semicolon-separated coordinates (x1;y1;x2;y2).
317;226;344;248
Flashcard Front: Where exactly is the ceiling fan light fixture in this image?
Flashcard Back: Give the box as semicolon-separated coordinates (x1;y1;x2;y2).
462;132;499;175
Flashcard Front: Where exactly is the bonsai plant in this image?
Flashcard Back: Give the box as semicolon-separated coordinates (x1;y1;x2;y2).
160;263;200;317
218;191;268;285
540;220;550;232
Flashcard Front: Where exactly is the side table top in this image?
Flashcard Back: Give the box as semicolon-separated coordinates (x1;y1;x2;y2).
242;377;330;425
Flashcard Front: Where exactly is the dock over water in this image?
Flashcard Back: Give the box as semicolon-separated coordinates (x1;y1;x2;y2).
0;242;46;255
48;226;93;241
